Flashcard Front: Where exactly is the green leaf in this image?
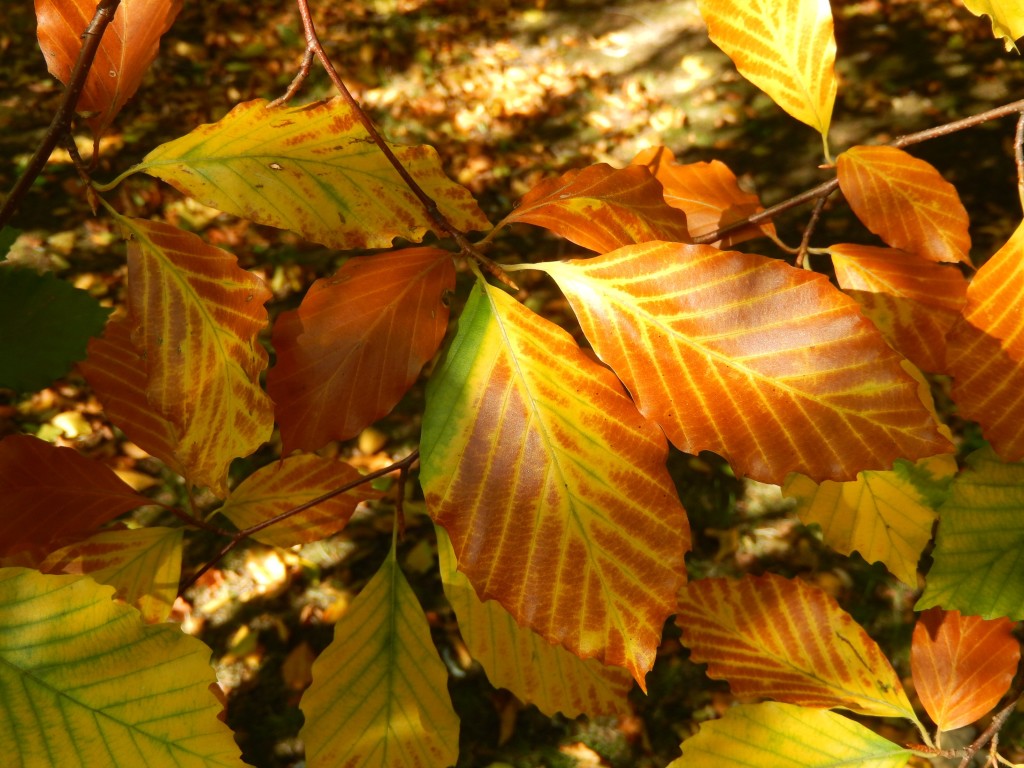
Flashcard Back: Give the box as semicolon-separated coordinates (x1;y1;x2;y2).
918;446;1024;619
0;267;110;392
0;567;242;767
299;545;459;768
668;702;910;768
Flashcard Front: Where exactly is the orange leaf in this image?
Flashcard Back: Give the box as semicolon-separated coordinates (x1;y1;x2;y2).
120;216;274;496
35;0;182;150
218;455;382;548
78;312;184;476
632;146;774;246
528;242;951;484
947;219;1024;459
912;608;1019;731
268;247;454;454
837;146;971;265
496;164;690;252
0;435;148;557
831;244;967;373
677;573;915;719
420;282;689;685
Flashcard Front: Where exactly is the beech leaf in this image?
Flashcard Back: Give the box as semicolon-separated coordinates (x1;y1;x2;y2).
527;241;951;485
912;607;1019;732
35;0;183;149
676;573;915;719
268;247;455;453
631;146;774;247
78;312;184;476
39;527;183;623
830;244;967;373
130;97;490;250
669;702;910;768
0;435;149;558
299;546;459;768
495;163;690;252
962;0;1024;51
947;219;1024;459
837;146;971;265
696;0;837;145
420;281;689;685
436;526;632;718
0;568;242;767
119;216;274;496
917;446;1024;619
219;454;382;548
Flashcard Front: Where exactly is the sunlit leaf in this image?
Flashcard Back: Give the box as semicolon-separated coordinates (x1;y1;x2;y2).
495;163;690;252
912;607;1019;732
299;546;459;768
962;0;1024;50
631;146;774;246
436;526;632;718
129;97;490;249
528;242;950;485
918;446;1024;619
677;573;915;718
837;146;971;265
269;247;454;453
35;0;183;149
696;0;837;146
118;216;274;496
947;219;1024;459
668;702;910;768
0;435;148;558
421;281;688;684
39;527;183;623
79;313;184;476
219;454;382;548
0;568;242;767
831;244;967;373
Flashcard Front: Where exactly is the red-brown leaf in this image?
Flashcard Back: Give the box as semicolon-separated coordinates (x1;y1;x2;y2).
912;607;1019;731
35;0;182;149
631;146;774;246
0;434;148;557
496;163;691;252
268;247;455;454
837;146;971;265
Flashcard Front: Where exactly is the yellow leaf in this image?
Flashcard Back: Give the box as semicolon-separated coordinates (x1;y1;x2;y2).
420;281;689;685
677;573;916;719
299;547;459;768
527;242;951;485
436;526;632;718
669;702;910;768
696;0;837;150
0;568;242;766
118;216;274;495
128;98;490;249
962;0;1024;51
39;527;183;623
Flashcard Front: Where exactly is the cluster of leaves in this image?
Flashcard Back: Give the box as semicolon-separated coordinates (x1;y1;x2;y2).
4;0;1024;766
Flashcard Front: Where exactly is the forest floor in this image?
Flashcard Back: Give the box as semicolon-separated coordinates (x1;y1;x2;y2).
3;1;1024;766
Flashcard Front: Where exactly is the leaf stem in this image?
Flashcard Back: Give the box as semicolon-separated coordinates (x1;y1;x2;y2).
692;98;1024;246
0;0;121;229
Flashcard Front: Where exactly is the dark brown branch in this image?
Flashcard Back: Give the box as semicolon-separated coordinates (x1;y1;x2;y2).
269;45;315;108
177;450;420;595
0;0;121;229
795;193;831;268
957;692;1022;768
291;0;516;289
693;98;1024;246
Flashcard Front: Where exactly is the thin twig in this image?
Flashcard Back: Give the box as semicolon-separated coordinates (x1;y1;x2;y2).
0;0;121;229
957;692;1023;768
177;450;420;595
269;45;315;108
795;193;830;268
693;98;1024;246
290;0;515;289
